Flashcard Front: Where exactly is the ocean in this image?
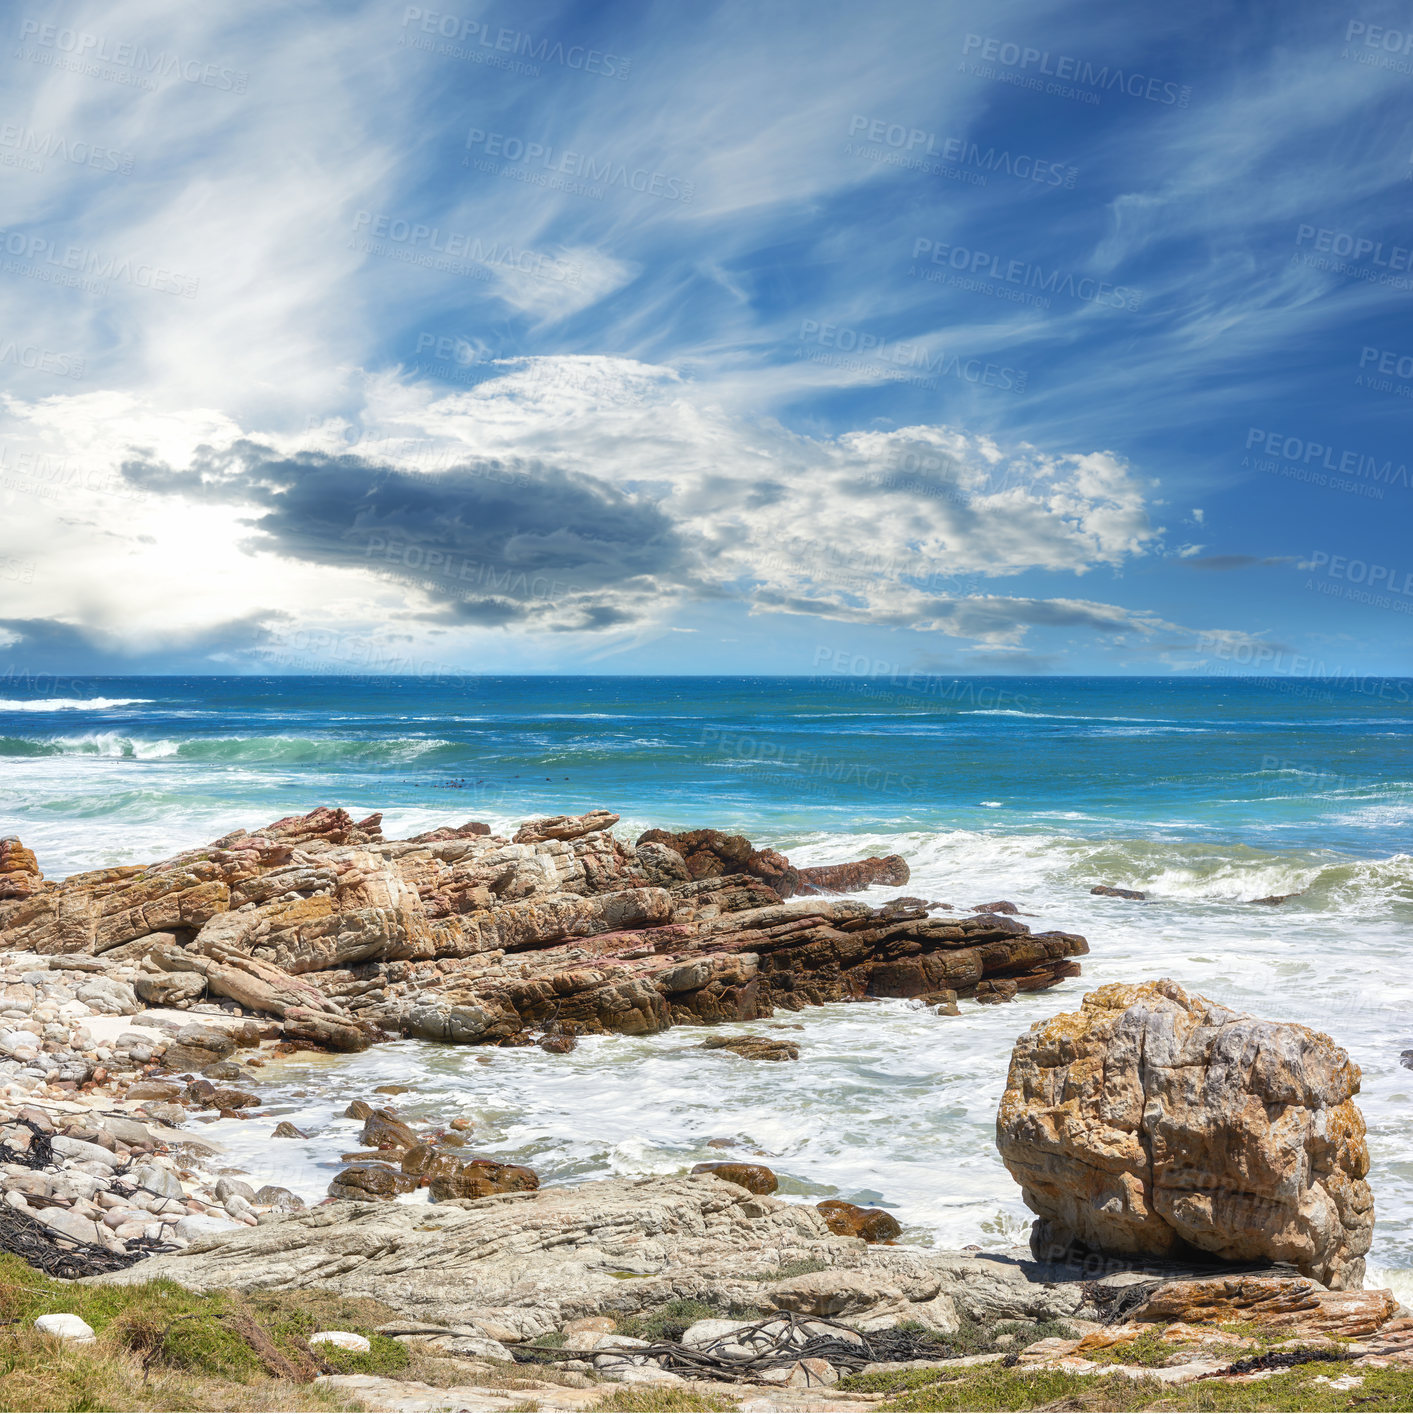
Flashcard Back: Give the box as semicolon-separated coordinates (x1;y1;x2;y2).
3;675;1412;1290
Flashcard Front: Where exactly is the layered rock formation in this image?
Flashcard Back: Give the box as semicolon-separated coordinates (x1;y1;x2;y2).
996;979;1373;1289
95;1172;1110;1337
0;807;1088;1052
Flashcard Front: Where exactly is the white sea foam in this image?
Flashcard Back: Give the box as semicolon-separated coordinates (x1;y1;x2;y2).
0;697;153;711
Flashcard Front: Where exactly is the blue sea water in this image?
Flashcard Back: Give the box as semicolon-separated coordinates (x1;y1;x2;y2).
3;675;1413;1285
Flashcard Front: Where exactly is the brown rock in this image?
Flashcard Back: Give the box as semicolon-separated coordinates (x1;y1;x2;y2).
271;1121;308;1138
697;1035;798;1062
361;1108;418;1151
344;1100;375;1120
514;809;620;844
969;900;1019;915
0;837;45;899
797;855;910;895
208;1087;260;1110
691;1161;778;1195
1252;893;1304;906
538;1034;577;1053
635;827;802;897
996;979;1373;1289
974;978;1018;1005
1091;885;1147;900
1133;1276;1397;1338
815;1200;902;1242
409;821;491;843
328;1163;418;1201
427;1159;539;1201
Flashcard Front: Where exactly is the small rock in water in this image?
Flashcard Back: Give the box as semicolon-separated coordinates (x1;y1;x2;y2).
1090;884;1147;900
308;1330;370;1352
975;978;1019;1005
344;1099;375;1120
449;1117;473;1131
35;1314;95;1343
690;1161;778;1195
328;1163;417;1201
1251;892;1304;905
696;1035;798;1062
538;1034;577;1053
254;1184;304;1210
816;1199;902;1242
271;1121;307;1139
373;1084;408;1095
969;900;1020;914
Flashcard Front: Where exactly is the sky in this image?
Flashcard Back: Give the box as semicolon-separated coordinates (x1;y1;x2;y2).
1;0;1411;679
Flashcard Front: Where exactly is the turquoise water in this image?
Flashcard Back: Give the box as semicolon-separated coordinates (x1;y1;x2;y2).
4;675;1413;1287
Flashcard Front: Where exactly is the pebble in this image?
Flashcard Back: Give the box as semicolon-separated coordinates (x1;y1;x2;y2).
34;1314;96;1343
309;1330;371;1352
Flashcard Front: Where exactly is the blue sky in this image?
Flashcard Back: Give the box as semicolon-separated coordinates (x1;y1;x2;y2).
1;0;1411;676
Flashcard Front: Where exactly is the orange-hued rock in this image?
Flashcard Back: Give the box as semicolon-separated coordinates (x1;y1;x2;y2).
0;838;45;899
996;979;1373;1289
1133;1276;1397;1337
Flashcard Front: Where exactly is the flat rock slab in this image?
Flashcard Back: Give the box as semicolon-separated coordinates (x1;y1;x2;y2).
88;1174;1147;1339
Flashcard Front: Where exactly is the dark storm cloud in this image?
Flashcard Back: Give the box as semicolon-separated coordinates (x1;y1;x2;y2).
122;442;693;630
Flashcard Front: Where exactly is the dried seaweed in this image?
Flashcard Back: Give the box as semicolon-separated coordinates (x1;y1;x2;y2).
518;1311;959;1384
0;1202;150;1279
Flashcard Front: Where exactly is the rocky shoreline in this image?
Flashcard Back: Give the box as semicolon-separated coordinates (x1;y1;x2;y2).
3;809;1412;1408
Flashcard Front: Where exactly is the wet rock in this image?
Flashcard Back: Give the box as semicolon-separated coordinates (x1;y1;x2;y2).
1091;885;1147;900
427;1158;539;1201
974;978;1019;1005
327;1163;418;1201
271;1121;308;1139
997;979;1373;1289
636;827;801;897
697;1035;798;1062
1251;892;1304;906
816;1200;902;1242
538;1033;577;1053
344;1099;375;1121
691;1161;778;1195
361;1108;418;1151
968;901;1019;915
797;855;910;895
253;1185;304;1210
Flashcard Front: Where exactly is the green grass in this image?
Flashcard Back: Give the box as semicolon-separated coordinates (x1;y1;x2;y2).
616;1298;767;1343
837;1351;1413;1413
590;1388;736;1413
0;1251;420;1409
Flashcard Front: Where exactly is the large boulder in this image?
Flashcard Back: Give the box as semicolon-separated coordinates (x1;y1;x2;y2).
996;980;1373;1289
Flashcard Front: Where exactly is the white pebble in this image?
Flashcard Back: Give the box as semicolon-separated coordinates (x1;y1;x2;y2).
35;1313;96;1343
308;1330;370;1352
